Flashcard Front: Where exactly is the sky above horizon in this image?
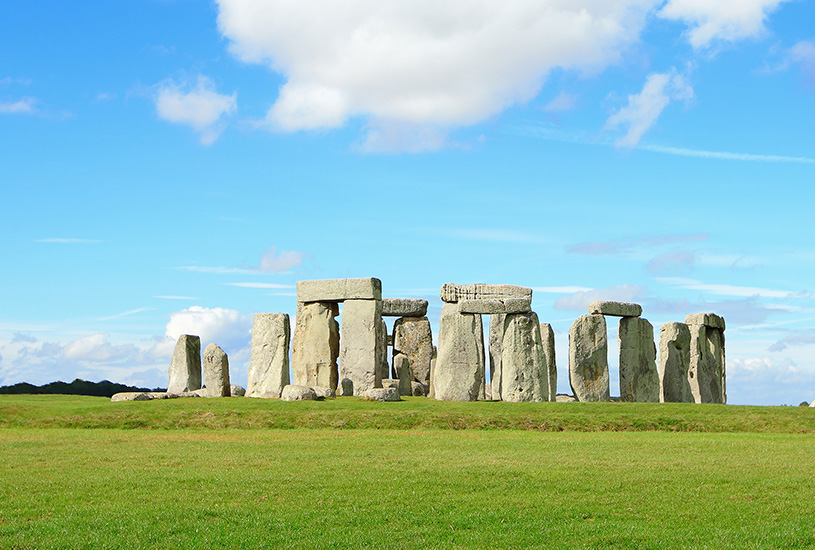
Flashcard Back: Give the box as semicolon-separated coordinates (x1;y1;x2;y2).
2;0;814;405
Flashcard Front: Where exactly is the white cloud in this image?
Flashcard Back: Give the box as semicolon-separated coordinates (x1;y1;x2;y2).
726;356;815;406
97;307;155;321
639;143;815;163
657;0;788;49
164;306;251;353
567;233;707;256
543;92;578;113
34;238;103;244
605;68;694;147
226;282;294;289
553;284;648;311
258;246;304;273
63;333;140;362
657;277;810;299
357;120;449;154
0;97;36;114
154;76;237;145
533;286;594;294
789;40;815;85
216;0;658;137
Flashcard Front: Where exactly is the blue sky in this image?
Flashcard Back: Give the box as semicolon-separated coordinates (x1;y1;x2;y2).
2;0;814;405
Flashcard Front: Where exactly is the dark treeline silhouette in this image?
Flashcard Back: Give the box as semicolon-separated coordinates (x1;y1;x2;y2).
0;379;165;398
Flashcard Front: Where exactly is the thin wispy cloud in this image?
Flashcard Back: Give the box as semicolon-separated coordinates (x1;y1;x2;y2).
639;144;815;164
34;238;103;244
225;282;294;289
154;295;198;300
657;277;811;298
176;246;306;276
567;233;708;256
0;98;37;114
97;307;156;321
533;286;594;294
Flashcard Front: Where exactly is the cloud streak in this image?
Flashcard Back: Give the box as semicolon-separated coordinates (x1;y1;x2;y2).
154;75;237;145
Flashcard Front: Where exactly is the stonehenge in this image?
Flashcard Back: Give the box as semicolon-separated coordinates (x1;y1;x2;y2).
202;343;230;398
686;313;726;404
167;334;202;393
658;322;692;403
246;313;291;398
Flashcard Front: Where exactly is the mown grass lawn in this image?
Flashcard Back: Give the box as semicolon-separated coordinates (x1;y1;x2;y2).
1;396;814;549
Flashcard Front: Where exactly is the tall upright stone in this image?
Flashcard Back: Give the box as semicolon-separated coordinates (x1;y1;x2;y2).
167;334;201;394
540;323;557;402
658;322;692;403
339;299;385;396
393;316;433;386
488;313;505;401
498;312;548;402
246;313;291;398
202;343;230;398
568;315;609;402
292;302;339;391
378;317;390;381
686;313;726;404
618;317;659;402
434;303;484;401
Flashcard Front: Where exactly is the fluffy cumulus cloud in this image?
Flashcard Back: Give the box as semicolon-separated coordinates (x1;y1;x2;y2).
164;306;252;354
727;356;815;406
605;68;694;147
658;0;788;49
154;76;237;145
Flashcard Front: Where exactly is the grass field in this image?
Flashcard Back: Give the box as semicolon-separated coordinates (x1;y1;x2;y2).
1;395;814;549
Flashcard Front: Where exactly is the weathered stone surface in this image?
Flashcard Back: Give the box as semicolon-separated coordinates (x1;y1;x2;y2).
378;317;390;381
363;387;401;402
393;353;413;396
297;277;382;302
280;385;318;401
568;315;610;402
540;323;557;402
392;316;433;385
111;392;150;402
433;303;485;401
381;298;428;317
311;386;336;399
688;324;726;404
411;381;428;396
685;312;726;331
588;301;642;317
428;345;437;399
147;392;178;400
202;343;231;398
178;391;202;398
556;394;577;403
458;298;532;314
658;322;693;403
381;378;400;390
618;317;659;403
488;313;505;402
246;313;291;398
167;334;202;394
440;283;532;303
339;299;385;396
230;385;246;397
292;302;339;391
338;378;354;396
498;312;548;402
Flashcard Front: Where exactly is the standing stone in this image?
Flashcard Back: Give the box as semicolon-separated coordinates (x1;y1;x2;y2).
488;313;505;401
618;317;659;402
246;313;291;398
339;299;385;396
378;317;390;381
568;315;609;402
202;343;230;397
433;303;484;401
498;312;548;402
658;322;692;403
688;323;726;404
540;323;557;402
292;302;339;391
167;334;201;394
393;353;413;396
392;316;433;385
428;345;438;399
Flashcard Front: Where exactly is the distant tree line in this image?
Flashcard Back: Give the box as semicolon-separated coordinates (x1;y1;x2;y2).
0;379;165;398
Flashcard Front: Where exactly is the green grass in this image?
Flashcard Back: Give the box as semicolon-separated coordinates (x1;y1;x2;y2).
1;396;814;548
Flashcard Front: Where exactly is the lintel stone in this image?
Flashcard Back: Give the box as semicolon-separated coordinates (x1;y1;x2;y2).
685;312;725;331
296;277;382;303
588;300;642;317
381;298;428;317
458;298;531;314
440;283;532;303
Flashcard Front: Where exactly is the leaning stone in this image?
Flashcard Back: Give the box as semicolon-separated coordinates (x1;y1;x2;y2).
658;322;693;403
291;302;339;391
280;385;318;401
411;381;428;396
540;323;557;402
310;386;336;399
296;277;382;302
167;334;202;393
458;298;532;314
339;299;385;396
685;312;726;331
363;387;401;402
499;312;548;402
246;313;291;398
568;314;610;402
587;301;642;317
392;316;433;385
202;343;231;398
433;302;485;401
230;385;246;397
488;313;505;402
556;394;577;403
393;353;413;396
111;392;151;402
618;317;659;403
381;298;428;317
440;283;532;303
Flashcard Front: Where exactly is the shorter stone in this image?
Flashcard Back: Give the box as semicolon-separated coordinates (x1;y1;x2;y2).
411;381;428;396
338;378;354;396
555;394;577;403
230;385;246;397
588;301;642;317
382;379;400;389
458;298;532;314
363;388;401;402
111;392;150;402
297;277;382;302
280;385;318;401
202;343;230;398
311;386;336;399
685;313;726;331
382;298;428;317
